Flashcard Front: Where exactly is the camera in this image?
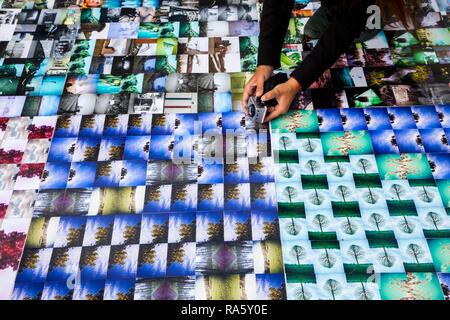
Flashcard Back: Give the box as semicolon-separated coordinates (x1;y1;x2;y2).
247;96;267;123
247;73;288;123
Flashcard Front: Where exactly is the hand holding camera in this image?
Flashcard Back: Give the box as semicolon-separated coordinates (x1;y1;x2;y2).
243;66;302;123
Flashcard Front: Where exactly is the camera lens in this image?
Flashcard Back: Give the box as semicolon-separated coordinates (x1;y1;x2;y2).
248;104;255;117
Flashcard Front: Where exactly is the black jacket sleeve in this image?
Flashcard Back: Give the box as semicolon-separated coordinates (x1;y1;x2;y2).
257;0;295;69
291;1;373;89
257;0;374;90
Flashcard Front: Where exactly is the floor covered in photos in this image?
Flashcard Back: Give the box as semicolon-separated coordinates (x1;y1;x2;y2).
0;0;449;300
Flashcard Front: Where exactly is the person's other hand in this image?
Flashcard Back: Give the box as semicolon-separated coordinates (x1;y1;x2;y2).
242;65;274;115
262;77;302;123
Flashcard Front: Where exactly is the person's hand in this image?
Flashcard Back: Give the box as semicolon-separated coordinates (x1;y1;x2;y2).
242;65;274;115
262;77;302;123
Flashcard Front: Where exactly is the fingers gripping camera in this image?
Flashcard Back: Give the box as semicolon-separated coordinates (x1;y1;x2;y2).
248;73;288;123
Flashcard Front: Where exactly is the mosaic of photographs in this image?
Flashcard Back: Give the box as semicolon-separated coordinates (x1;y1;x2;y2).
0;111;285;300
0;0;449;300
271;107;450;300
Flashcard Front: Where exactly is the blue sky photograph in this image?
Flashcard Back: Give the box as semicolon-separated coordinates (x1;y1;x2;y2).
54;117;81;138
127;114;152;136
54;216;86;248
166;242;195;277
251;210;279;241
224;211;251;241
104;279;135;300
73;279;106;300
168;212;196;243
370;130;400;154
107;245;139;280
46;247;82;282
124;136;150;161
41;281;73;300
174;114;197;136
198;112;222;134
196;211;223;242
224;183;251;211
16;248;52;283
198;162;224;184
83;215;115;247
341;108;368;131
137;243;167;278
420;128;450;153
94;161;121;188
79;115;104;138
67;162;97;188
120;160;147;187
151;114;176;135
197;183;224;211
317;109;344;132
149;135;173;160
365;108;392;131
12;282;44;300
80;246;110;281
48;137;77;162
40;162;70;189
140;213;168;244
251;183;277;211
394;129;426;153
222;111;246;131
170;183;197;211
412;105;442;129
249;157;274;183
428;153;450;180
98;137;125;161
112;214;142;245
256;274;285;300
224;158;249;184
143;184;172;212
103;115;128;136
73;137;101;162
388;107;416;129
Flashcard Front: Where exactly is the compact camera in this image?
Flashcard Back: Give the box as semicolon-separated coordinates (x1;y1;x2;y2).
247;73;288;123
